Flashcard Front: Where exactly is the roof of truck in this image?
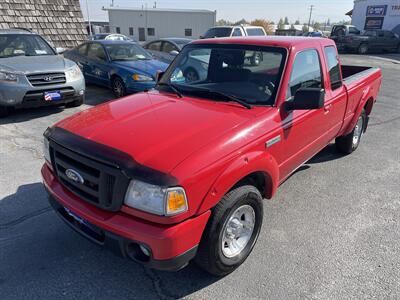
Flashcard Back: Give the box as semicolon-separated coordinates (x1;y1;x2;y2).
193;36;335;48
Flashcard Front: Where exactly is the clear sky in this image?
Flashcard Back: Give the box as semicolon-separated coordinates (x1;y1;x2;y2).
79;0;354;24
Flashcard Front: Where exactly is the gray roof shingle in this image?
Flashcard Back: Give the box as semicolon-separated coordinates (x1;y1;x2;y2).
2;0;87;47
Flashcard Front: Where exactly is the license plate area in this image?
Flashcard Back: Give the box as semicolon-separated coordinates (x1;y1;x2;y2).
44;91;62;101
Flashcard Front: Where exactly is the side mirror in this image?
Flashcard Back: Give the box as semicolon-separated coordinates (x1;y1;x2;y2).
156;71;165;83
55;47;67;54
285;88;325;111
169;50;179;56
199;35;204;39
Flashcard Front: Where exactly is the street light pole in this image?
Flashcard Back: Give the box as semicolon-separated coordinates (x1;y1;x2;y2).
85;0;92;36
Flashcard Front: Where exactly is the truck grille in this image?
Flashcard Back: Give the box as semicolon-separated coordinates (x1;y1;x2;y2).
27;72;66;87
49;141;129;211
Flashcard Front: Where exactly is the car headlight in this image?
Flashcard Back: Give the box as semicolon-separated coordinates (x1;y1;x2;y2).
124;180;188;216
132;74;153;82
65;65;82;81
0;71;18;83
43;136;51;163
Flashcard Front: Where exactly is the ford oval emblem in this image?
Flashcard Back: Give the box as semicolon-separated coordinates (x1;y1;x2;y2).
43;76;53;81
65;169;84;184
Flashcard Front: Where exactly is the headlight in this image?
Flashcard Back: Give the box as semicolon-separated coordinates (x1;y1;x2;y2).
0;71;18;83
132;74;153;82
43;137;51;163
65;65;82;81
124;180;188;216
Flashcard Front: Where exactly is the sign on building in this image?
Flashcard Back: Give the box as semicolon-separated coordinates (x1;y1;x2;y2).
364;17;384;29
366;5;388;16
389;4;400;16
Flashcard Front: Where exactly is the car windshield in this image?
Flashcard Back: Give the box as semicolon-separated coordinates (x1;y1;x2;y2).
158;44;287;106
203;28;232;38
0;34;55;58
105;44;153;61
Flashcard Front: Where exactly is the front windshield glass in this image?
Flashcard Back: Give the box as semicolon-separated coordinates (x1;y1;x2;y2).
105;44;153;61
0;34;55;58
159;44;287;106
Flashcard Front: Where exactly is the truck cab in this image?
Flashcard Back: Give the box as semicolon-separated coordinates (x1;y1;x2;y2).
42;37;381;276
202;25;267;38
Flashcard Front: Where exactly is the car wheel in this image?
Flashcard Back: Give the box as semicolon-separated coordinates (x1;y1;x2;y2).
184;68;199;83
358;43;368;55
112;76;126;98
0;105;10;118
335;109;366;154
195;185;263;276
65;96;84;108
250;53;261;66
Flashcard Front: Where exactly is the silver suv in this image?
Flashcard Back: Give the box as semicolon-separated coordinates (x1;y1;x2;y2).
0;29;85;117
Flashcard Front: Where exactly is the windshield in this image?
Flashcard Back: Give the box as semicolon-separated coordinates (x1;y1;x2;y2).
203;28;233;38
105;44;153;61
159;44;287;106
0;34;55;58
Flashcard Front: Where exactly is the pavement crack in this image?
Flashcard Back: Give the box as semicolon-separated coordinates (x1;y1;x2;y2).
0;207;52;230
142;266;177;300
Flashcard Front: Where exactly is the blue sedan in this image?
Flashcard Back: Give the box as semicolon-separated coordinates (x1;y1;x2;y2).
64;40;168;97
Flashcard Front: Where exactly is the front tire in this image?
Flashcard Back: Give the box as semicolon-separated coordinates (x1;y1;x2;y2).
358;43;368;55
335;109;366;154
112;76;126;98
195;185;263;276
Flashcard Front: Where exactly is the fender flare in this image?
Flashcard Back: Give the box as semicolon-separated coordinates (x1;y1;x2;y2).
343;86;374;136
197;151;279;213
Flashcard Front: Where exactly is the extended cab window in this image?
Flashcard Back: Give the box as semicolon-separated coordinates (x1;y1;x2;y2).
232;28;243;36
324;46;342;90
246;28;265;36
287;49;322;99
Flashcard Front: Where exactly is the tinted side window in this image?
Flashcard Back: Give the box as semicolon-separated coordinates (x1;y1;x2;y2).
147;41;161;51
78;44;87;55
246;28;265;36
232;28;243;36
162;42;178;53
87;43;106;61
287;49;322;98
324;46;342;90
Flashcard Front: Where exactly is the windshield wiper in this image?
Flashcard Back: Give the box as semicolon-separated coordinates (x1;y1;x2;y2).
182;87;252;109
156;82;183;98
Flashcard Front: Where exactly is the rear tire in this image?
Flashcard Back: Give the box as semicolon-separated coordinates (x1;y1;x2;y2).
358;43;368;55
250;53;261;66
195;185;263;276
0;106;10;118
184;68;199;83
335;109;366;154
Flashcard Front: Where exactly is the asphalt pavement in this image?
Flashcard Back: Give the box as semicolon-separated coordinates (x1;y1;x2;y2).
0;54;399;299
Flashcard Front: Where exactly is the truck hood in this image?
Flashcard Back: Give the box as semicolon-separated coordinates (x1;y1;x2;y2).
113;59;168;78
0;55;75;74
56;91;258;173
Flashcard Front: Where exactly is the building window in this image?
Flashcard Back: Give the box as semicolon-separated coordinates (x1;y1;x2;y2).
147;28;155;36
129;27;134;36
116;27;121;33
185;28;192;36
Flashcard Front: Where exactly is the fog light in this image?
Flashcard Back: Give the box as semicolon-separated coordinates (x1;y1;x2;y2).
139;244;151;257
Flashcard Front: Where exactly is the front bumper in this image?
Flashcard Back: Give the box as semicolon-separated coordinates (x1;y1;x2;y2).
42;164;210;271
125;80;157;93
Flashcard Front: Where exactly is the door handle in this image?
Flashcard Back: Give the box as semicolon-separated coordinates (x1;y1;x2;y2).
324;104;332;113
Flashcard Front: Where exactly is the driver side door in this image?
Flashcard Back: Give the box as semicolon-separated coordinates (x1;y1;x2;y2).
86;43;110;87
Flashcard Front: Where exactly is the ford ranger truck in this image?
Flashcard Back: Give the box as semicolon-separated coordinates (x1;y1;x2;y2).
42;37;382;276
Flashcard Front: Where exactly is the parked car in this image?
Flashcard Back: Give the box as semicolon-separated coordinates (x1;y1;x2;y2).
42;37;381;276
89;33;134;42
303;31;325;38
143;38;192;63
0;28;85;117
330;25;361;38
202;25;267;65
333;29;400;54
64;40;168;97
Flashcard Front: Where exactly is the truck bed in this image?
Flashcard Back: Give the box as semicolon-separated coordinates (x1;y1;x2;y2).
341;65;379;83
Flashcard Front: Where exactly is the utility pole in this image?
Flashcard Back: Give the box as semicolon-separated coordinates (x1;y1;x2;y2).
307;5;314;32
111;0;114;7
153;2;157;8
85;0;92;36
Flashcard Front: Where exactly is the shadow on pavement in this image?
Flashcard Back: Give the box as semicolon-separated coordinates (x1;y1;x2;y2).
0;182;219;299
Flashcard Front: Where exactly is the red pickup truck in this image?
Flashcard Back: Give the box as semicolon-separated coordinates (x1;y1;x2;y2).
42;37;381;276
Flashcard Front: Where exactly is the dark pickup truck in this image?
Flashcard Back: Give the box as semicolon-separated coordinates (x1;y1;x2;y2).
42;37;381;276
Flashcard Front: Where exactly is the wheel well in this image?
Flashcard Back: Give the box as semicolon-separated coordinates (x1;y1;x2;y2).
364;97;374;115
232;171;272;199
110;74;121;82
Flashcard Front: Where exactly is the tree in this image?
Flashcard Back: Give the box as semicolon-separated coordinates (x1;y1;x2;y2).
233;18;248;26
278;18;285;30
302;24;309;33
294;20;301;25
250;19;274;35
216;19;231;26
313;22;321;31
290;24;296;30
284;17;289;25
